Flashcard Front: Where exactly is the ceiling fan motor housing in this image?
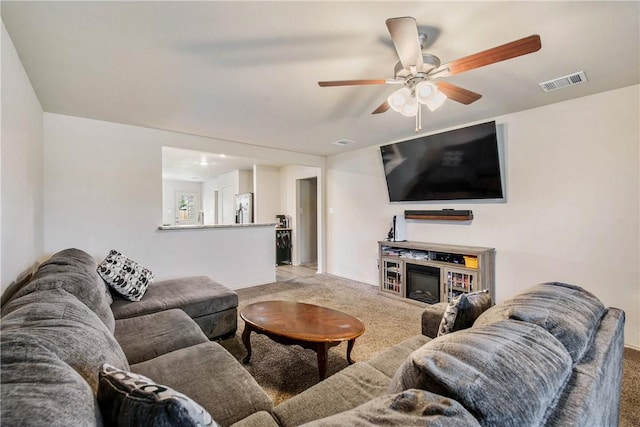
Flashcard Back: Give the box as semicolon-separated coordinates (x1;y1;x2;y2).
394;54;441;81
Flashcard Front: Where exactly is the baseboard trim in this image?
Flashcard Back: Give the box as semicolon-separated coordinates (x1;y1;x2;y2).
324;272;377;287
625;344;640;351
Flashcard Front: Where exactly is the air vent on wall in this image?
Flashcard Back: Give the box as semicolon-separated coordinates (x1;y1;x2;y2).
332;139;354;146
539;71;588;92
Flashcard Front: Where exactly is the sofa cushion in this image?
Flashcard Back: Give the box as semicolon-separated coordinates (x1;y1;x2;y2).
0;332;102;426
111;276;238;320
367;335;431;378
98;250;154;301
114;309;209;364
301;389;481;427
389;320;573;427
5;248;116;332
473;282;605;361
273;362;392;427
190;308;238;340
230;411;280;427
1;287;129;392
131;341;272;427
437;290;491;336
98;363;219;427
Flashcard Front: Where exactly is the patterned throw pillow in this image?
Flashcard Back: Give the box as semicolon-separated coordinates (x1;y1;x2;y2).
437;290;491;336
98;364;218;427
97;250;154;301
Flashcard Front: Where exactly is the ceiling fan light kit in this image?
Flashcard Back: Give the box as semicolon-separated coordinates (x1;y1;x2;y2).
416;81;447;111
387;81;448;130
388;87;422;117
415;81;436;101
401;101;419;118
318;16;542;133
426;91;447;112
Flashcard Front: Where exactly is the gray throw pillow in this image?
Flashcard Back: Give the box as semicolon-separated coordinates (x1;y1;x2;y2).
98;364;219;427
97;250;154;301
437;290;491;336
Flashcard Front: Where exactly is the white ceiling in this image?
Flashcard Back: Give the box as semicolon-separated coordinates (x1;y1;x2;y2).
162;147;282;182
2;1;639;158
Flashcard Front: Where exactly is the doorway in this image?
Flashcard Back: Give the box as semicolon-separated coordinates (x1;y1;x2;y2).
296;177;318;270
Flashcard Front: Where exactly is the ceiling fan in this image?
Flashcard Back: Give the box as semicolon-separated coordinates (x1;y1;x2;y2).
318;17;541;131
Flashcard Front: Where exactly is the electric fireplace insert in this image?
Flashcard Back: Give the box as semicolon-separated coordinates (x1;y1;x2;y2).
406;263;441;304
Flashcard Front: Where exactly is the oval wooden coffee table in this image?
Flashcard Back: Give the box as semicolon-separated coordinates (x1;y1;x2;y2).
240;301;365;380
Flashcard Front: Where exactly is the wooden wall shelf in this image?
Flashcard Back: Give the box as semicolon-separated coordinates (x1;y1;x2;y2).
404;210;473;221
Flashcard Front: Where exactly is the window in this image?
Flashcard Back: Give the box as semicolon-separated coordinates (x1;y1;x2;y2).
175;192;199;224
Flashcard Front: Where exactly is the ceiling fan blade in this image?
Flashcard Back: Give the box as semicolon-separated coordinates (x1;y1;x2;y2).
435;81;482;105
372;100;390;114
386;17;424;70
318;79;387;87
436;35;541;76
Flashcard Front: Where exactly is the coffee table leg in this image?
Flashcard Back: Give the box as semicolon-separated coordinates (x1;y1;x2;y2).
346;339;357;365
241;325;252;364
317;343;328;380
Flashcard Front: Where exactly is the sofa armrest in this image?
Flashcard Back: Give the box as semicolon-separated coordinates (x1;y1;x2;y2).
421;302;448;338
114;309;209;364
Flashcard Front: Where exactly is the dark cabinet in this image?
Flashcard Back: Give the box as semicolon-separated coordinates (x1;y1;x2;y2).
276;228;292;265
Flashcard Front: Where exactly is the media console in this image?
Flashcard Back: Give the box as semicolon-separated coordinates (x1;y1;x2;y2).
378;241;495;305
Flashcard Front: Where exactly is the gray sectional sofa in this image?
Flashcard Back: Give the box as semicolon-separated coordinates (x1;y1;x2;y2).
1;248;626;426
265;283;625;427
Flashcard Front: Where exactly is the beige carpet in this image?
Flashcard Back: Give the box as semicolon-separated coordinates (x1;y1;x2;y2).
219;274;424;405
218;274;639;425
621;347;640;427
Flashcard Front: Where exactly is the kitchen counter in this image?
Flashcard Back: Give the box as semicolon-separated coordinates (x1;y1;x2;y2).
158;223;277;231
153;222;277;288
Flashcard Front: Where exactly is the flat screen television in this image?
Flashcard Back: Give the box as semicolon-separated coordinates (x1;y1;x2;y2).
380;121;503;202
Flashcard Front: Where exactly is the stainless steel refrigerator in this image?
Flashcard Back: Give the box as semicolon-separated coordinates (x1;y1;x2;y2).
235;193;253;224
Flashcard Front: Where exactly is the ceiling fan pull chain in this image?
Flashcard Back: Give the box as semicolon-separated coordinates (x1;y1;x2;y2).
415;103;422;132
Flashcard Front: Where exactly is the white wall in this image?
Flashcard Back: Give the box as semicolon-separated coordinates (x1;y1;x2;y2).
43;113;324;288
238;170;253;194
161;180;203;225
202;179;218;225
254;165;281;224
1;22;44;293
326;85;640;348
217;170;240;225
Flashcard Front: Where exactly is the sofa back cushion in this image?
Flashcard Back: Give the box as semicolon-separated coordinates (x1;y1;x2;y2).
6;248;115;332
473;282;605;362
1;332;101;426
389;320;573;427
1;287;129;392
